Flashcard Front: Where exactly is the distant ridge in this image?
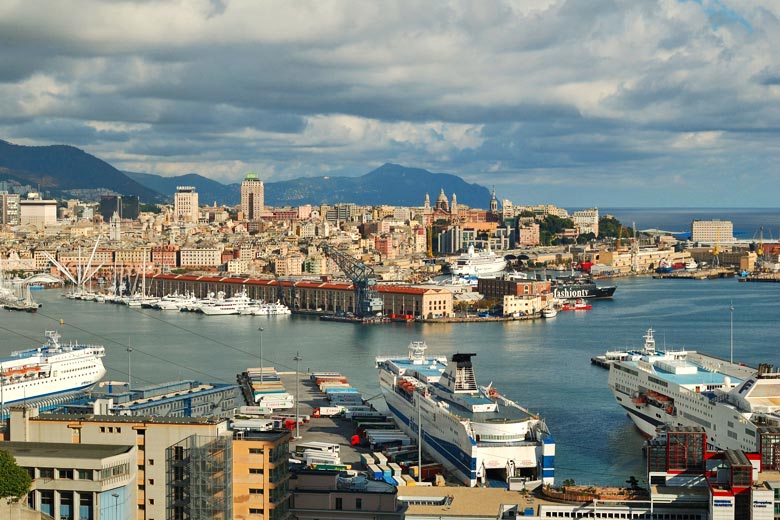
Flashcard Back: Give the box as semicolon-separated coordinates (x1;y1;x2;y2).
0;139;490;208
0;139;164;202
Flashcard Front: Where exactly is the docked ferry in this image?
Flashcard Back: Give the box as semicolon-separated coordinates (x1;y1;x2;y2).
0;331;106;408
377;342;554;487
606;329;780;454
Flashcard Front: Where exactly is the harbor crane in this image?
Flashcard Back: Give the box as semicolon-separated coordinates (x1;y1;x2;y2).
319;243;384;318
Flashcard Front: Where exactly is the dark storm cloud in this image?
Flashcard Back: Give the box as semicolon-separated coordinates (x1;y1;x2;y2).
0;0;778;205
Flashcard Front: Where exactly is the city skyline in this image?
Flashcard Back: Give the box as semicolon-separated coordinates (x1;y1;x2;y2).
1;1;779;207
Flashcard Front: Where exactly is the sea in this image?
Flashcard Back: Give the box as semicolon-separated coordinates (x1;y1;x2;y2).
2;208;779;488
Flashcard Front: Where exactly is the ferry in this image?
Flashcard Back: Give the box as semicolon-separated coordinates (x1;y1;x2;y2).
605;329;780;454
449;244;507;277
377;341;554;488
549;274;616;300
0;331;106;409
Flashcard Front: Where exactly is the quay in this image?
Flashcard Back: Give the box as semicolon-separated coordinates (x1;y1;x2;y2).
738;273;780;283
652;268;734;280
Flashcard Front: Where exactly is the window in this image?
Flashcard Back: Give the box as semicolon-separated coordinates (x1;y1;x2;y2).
58;469;74;479
77;469;91;480
39;468;54;479
249;468;264;474
356;498;362;510
148;479;154;485
249;488;263;495
249;448;264;454
149;459;154;466
335;497;343;510
149;499;155;505
249;508;264;514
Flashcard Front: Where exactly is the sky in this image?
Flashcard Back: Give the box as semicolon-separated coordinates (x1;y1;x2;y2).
1;0;779;207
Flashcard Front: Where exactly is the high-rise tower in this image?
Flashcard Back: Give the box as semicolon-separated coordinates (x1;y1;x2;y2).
241;173;265;221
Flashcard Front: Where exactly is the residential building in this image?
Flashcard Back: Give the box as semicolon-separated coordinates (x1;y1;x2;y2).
518;222;540;246
241;173;265;221
0;191;21;225
179;247;222;269
572;208;599;236
691;219;735;243
174;186;199;223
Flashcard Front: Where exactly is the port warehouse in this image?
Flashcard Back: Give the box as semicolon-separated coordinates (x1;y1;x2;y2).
146;274;454;317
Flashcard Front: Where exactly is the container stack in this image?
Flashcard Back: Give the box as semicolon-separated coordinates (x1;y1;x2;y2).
244;367;294;410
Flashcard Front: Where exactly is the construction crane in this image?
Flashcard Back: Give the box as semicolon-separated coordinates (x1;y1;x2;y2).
319;243;384;318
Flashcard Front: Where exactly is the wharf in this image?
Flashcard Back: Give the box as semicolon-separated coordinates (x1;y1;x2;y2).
652;268;734;280
738;273;780;283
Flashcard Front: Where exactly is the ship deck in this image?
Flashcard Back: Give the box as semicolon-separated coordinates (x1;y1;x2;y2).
624;358;744;387
388;357;446;381
430;383;537;423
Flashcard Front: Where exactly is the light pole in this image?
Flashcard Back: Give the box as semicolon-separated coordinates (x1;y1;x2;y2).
111;493;119;520
293;351;302;439
258;327;264;375
729;301;734;364
127;344;133;389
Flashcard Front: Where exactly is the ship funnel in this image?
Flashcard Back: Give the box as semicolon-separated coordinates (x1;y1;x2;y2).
442;353;478;393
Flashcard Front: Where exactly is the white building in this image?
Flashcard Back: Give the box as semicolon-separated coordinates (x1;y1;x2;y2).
174;186;199;222
19;192;57;227
572;208;599;236
691;219;734;243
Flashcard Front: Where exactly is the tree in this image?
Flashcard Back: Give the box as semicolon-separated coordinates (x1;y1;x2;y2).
0;450;31;502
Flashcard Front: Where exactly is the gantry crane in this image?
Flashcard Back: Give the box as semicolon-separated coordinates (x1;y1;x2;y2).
319;243;384;317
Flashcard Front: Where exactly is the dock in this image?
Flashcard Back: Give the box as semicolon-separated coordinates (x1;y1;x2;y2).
652;268;734;280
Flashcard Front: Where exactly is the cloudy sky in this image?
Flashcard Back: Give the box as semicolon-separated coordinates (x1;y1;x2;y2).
2;0;779;207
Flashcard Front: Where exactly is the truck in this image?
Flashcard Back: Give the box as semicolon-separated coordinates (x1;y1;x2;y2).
312;406;345;418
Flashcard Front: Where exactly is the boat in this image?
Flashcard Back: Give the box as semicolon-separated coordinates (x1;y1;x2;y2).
199;290;253;315
0;331;106;410
561;299;591;311
449;244;507;277
606;329;779;454
541;306;558;318
548;274;616;300
241;300;292;316
376;341;554;488
591;327;656;368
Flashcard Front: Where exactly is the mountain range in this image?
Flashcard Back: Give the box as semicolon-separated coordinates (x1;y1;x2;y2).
0;139;491;208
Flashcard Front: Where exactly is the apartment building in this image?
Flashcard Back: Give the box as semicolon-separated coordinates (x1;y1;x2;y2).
173;187;199;223
691;219;734;243
241;173;265;221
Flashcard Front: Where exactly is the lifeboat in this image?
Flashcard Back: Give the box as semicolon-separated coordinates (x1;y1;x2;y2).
488;387;499;399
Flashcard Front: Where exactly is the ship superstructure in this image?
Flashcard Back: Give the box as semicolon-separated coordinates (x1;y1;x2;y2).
449;245;507;276
606;329;780;455
0;331;106;411
377;341;554;487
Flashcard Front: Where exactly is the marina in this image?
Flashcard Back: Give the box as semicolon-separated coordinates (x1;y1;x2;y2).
2;275;779;486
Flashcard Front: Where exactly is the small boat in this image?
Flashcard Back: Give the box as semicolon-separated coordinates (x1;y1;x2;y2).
541;306;558;318
561;299;591;311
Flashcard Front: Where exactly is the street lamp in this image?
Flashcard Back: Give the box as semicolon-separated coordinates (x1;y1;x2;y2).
258;327;264;375
293;351;302;439
111;493;119;520
127;344;133;389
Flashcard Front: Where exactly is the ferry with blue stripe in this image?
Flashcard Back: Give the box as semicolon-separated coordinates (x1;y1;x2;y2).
0;331;106;415
377;341;554;488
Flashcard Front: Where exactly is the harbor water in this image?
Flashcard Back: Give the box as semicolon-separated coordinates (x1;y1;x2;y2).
2;276;779;486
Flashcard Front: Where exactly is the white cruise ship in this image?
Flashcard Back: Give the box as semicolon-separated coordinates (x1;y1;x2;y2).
0;331;106;409
449;245;507;276
377;342;554;487
606;329;779;453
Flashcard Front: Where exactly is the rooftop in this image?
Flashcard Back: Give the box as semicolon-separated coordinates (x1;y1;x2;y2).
1;441;132;459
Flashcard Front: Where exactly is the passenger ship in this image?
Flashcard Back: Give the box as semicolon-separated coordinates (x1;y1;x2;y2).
377;342;554;487
607;328;780;454
449;244;507;277
0;331;106;408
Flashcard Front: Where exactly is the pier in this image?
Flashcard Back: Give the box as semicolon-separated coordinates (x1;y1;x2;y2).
652;268;734;280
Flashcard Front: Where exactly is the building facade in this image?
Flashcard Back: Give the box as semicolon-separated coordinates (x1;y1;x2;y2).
0;191;21;225
691;220;735;243
174;187;199;223
241;173;265;221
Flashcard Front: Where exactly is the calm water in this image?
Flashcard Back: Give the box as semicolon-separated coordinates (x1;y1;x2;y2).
2;276;779;486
